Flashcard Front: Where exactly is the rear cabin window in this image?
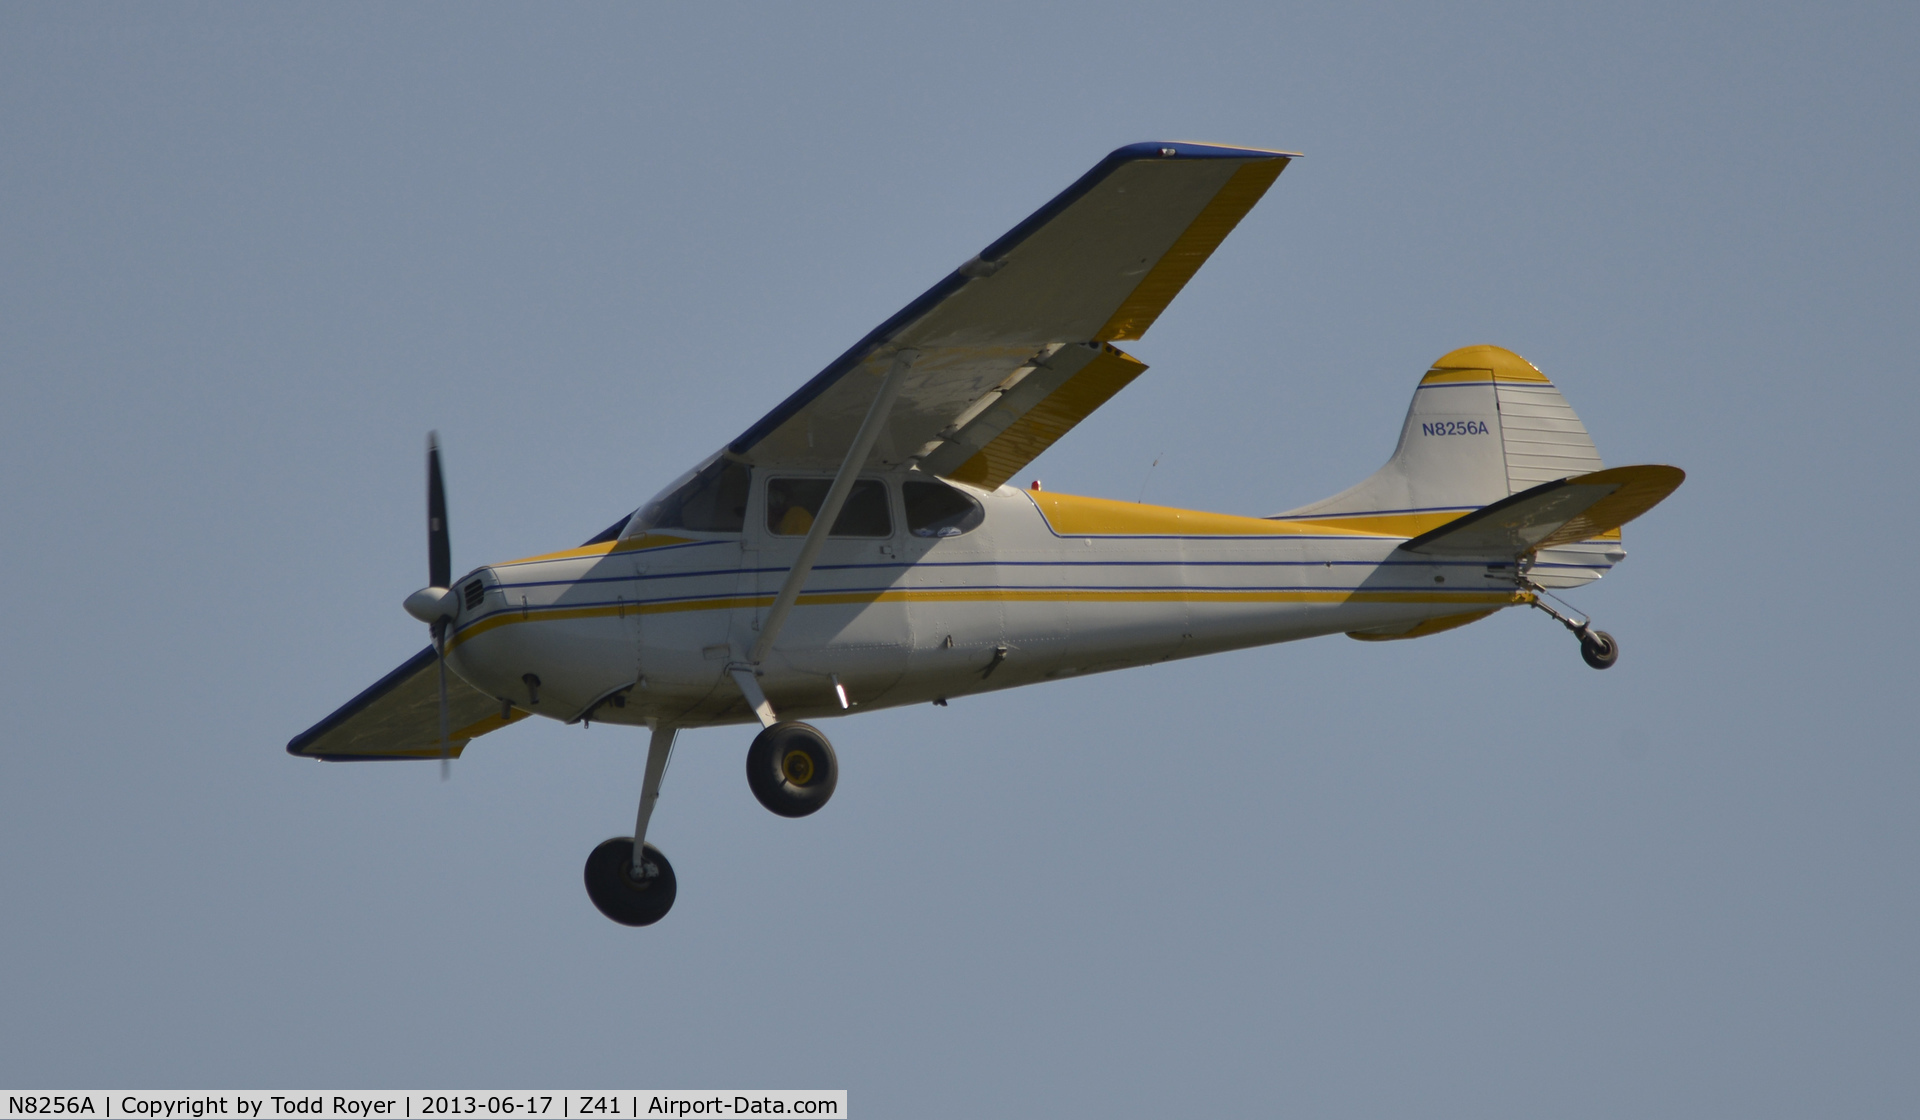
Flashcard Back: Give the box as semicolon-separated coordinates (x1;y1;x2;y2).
766;478;893;537
635;458;751;533
903;478;985;537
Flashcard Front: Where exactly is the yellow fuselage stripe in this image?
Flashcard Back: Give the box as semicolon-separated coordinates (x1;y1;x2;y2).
497;533;696;568
1027;490;1463;538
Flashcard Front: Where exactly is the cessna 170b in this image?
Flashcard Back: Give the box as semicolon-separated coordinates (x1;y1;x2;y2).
289;141;1684;926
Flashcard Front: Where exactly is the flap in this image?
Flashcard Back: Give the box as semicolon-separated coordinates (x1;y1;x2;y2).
287;647;528;761
1400;464;1685;557
726;142;1294;474
918;342;1148;489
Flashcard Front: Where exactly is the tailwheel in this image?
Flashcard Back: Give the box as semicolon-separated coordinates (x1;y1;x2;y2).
746;721;838;818
584;837;677;926
1579;628;1619;670
1513;562;1622;672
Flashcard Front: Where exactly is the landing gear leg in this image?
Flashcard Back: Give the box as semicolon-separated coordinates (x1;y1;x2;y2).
584;723;679;926
1517;568;1619;671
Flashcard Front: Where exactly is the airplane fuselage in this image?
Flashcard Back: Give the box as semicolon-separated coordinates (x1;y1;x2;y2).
441;474;1580;732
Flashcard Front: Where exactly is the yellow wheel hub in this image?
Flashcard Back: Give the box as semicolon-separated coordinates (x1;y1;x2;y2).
781;749;815;785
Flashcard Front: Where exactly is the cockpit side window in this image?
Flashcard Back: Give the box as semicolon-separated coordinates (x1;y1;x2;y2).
904;478;985;537
765;478;893;537
634;458;751;533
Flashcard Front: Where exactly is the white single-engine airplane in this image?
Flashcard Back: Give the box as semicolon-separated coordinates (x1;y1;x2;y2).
290;142;1683;926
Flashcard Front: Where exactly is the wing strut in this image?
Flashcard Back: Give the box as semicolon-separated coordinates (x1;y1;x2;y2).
742;348;919;681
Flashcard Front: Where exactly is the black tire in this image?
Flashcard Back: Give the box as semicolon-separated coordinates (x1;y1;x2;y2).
583;837;677;926
1580;629;1620;670
745;721;838;818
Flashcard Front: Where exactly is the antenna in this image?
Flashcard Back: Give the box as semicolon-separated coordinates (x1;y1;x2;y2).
1137;452;1164;503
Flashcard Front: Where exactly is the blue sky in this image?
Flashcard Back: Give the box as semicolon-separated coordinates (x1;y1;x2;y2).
3;4;1916;1116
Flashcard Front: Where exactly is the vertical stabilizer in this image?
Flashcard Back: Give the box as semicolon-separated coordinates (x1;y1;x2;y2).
1282;345;1601;518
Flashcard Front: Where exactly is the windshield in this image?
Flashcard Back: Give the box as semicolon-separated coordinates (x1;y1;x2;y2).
630;455;751;534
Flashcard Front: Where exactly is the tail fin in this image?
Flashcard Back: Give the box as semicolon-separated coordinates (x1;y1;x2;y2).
1282;345;1602;518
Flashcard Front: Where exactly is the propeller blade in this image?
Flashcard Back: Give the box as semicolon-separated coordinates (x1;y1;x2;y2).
428;432;453;780
428;432;451;591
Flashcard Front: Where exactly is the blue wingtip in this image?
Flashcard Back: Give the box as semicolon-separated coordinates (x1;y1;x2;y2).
1109;140;1301;161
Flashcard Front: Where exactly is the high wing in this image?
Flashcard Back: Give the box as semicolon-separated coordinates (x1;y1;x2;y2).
287;647;527;761
289;143;1292;761
729;141;1295;487
1401;464;1686;557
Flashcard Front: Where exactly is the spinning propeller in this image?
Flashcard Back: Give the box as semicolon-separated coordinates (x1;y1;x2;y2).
401;432;457;779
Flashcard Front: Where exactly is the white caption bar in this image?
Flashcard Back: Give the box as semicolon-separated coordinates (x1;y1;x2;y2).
1;1094;846;1120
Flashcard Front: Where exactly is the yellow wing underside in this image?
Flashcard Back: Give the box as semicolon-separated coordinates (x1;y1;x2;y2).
288;648;528;761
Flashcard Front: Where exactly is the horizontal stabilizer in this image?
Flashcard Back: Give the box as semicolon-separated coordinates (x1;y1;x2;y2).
1400;464;1684;557
287;647;527;761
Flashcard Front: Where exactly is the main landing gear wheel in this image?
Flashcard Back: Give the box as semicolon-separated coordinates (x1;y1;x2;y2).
584;837;677;926
746;721;838;818
1579;628;1620;670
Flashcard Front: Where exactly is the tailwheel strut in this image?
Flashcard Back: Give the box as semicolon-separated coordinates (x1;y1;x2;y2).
1513;560;1619;670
